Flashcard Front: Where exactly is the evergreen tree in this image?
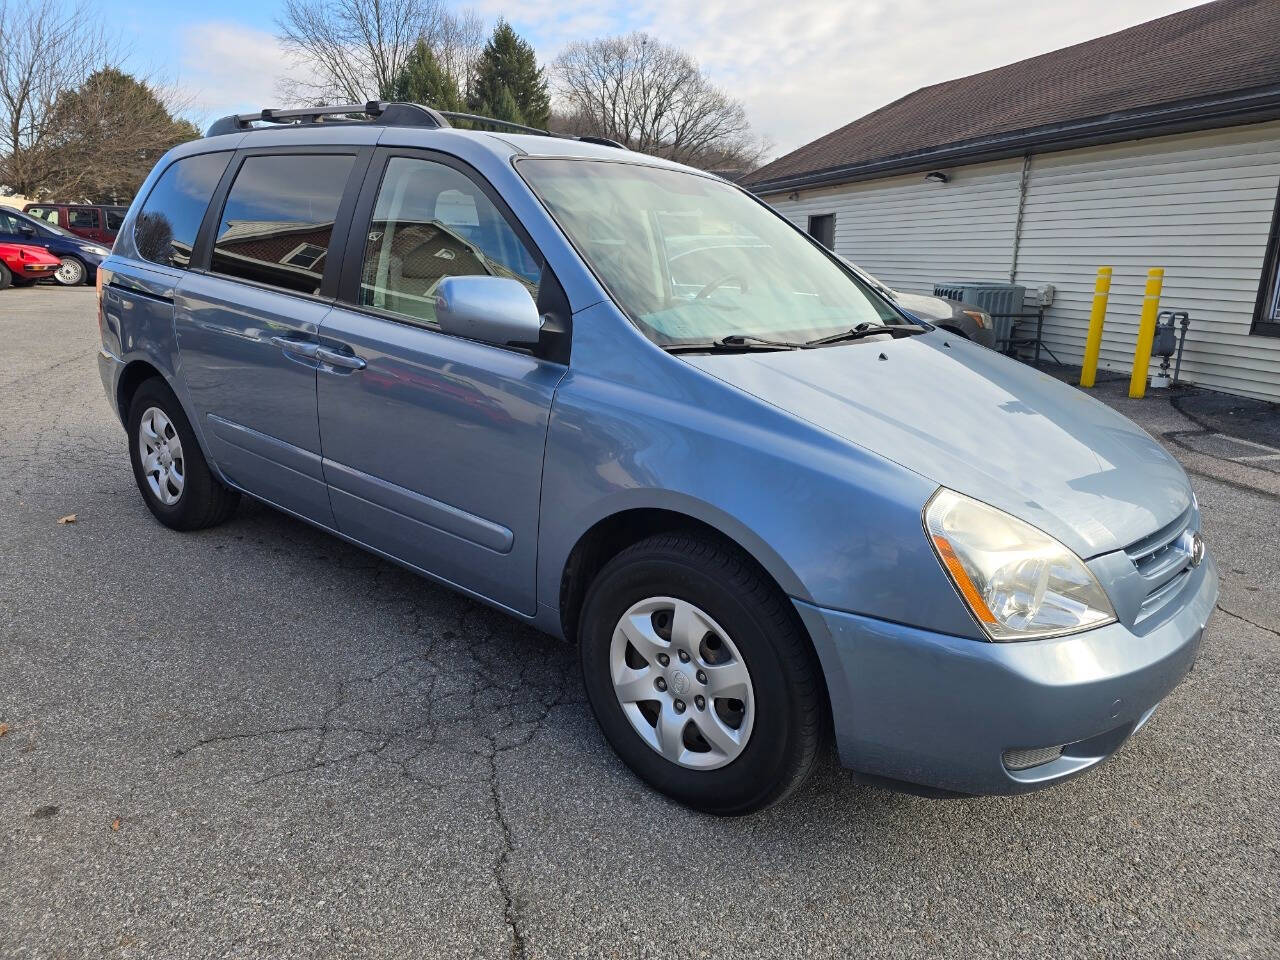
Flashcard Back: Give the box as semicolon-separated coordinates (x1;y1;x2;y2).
476;84;525;126
392;39;463;112
469;20;550;128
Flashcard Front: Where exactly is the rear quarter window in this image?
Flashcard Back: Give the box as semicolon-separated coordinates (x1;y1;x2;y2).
134;152;232;269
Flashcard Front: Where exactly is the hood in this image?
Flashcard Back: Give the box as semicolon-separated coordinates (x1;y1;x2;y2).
684;333;1192;558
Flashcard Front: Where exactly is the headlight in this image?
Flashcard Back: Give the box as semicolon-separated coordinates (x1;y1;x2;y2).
961;309;990;329
924;488;1116;641
88;246;109;257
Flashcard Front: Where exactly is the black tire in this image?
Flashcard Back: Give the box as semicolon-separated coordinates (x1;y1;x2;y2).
127;377;239;530
53;255;86;286
579;532;828;814
0;262;10;290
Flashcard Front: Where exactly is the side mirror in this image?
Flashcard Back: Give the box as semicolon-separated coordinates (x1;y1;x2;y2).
435;275;542;348
19;223;35;235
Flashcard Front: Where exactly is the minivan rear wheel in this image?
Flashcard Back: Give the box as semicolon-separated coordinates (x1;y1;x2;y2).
127;377;239;530
53;255;86;286
579;532;827;814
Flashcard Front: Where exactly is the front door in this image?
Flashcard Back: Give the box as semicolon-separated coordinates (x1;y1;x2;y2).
175;149;362;524
66;206;102;241
317;152;564;614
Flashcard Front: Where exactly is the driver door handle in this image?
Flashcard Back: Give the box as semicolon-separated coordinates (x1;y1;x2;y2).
315;346;367;371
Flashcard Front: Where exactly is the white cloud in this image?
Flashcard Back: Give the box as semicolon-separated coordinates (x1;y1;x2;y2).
177;1;1206;156
497;0;1207;158
178;22;299;127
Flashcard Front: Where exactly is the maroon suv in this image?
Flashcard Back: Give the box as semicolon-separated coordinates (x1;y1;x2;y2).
23;203;127;244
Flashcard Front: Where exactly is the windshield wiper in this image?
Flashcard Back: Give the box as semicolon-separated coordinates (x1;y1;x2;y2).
804;322;926;347
662;334;801;354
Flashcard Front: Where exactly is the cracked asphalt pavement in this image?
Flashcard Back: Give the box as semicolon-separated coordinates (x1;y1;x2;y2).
2;286;1278;959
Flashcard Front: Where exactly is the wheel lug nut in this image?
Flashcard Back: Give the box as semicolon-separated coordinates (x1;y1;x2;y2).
674;699;686;713
696;670;707;684
655;677;667;692
695;695;705;710
678;649;690;663
657;653;669;667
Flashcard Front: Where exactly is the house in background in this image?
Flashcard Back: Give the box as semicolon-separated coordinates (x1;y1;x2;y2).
746;0;1280;402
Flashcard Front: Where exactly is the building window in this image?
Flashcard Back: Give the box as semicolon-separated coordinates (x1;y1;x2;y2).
1255;182;1280;337
807;213;835;250
282;242;327;270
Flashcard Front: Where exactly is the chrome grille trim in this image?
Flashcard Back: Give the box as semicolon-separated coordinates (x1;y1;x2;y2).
1125;505;1198;622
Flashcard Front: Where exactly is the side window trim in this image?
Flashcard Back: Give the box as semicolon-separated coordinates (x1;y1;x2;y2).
192;144;374;302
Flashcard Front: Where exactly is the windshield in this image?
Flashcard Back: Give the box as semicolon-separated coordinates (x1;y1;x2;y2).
517;159;905;347
21;212;77;239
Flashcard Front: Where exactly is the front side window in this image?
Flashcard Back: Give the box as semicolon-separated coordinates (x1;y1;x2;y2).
68;207;99;229
105;209;125;231
135;152;232;268
518;159;899;347
360;156;540;326
211;153;356;294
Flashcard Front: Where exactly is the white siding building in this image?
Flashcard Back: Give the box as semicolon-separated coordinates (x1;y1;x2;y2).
747;0;1280;402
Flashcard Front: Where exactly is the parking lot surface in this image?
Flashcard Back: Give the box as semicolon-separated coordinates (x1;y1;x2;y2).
2;285;1278;959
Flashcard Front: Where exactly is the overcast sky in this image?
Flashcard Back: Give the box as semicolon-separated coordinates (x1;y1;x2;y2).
110;0;1208;159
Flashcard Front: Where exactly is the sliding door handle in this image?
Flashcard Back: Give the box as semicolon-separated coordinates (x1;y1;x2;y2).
315;346;367;370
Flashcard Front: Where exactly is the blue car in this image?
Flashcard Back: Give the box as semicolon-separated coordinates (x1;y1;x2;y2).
0;206;109;285
95;102;1217;813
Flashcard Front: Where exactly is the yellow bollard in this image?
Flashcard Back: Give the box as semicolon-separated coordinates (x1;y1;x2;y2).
1128;268;1165;398
1079;266;1112;388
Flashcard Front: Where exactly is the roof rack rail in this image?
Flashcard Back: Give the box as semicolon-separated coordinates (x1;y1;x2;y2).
205;101;447;138
205;100;629;151
437;111;553;136
437;111;627;150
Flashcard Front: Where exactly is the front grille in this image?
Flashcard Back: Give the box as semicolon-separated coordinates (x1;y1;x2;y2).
1003;745;1064;770
1125;505;1197;622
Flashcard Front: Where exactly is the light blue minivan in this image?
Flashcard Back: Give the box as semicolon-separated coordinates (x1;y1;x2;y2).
96;102;1217;813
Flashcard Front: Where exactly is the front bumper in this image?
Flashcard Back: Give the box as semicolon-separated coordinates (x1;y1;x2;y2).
796;550;1217;795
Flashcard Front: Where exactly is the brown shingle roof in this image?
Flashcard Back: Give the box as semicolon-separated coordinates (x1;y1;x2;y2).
746;0;1280;191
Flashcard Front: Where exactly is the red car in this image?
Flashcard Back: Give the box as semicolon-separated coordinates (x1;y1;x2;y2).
0;242;61;288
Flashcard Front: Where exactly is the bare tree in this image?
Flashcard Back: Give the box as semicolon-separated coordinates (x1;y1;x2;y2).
551;33;766;172
0;0;123;197
277;0;483;105
433;7;485;101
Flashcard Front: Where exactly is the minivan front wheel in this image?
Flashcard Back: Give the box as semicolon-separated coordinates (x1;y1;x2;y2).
127;378;239;530
53;255;86;286
579;533;827;814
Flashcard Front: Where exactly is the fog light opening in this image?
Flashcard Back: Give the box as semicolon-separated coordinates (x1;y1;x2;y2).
1002;745;1065;771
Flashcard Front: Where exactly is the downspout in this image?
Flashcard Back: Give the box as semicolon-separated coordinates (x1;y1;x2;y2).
1009;151;1032;283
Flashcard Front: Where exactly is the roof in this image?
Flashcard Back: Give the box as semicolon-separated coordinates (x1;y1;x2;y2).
746;0;1280;193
